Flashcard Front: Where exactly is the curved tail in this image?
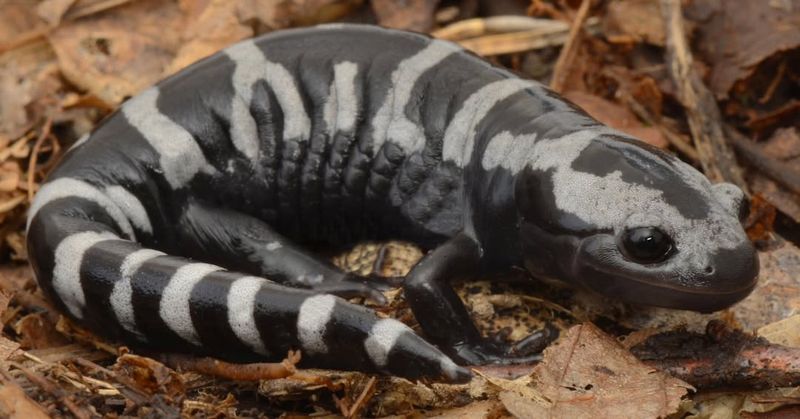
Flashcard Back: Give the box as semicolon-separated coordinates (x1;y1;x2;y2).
26;186;469;382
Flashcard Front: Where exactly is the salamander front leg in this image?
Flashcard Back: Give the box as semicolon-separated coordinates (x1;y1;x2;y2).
404;233;557;365
175;200;387;303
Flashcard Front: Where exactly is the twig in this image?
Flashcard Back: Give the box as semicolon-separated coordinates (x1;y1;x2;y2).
72;358;150;406
9;362;92;419
158;350;302;381
549;0;592;93
346;376;377;418
614;89;700;161
27;117;53;202
724;125;800;196
758;59;787;104
633;320;800;390
0;368;50;419
433;15;600;57
660;0;748;190
432;15;567;40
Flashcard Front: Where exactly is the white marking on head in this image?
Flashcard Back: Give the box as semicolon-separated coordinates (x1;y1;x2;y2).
323;61;359;134
110;248;165;340
52;231;118;319
227;276;269;355
123;87;215;189
483;128;748;271
159;263;224;346
372;41;460;155
28;178;136;240
364;318;411;368
297;294;337;355
265;241;282;251
103;185;152;235
224;40;310;143
442;78;540;166
68;133;90;152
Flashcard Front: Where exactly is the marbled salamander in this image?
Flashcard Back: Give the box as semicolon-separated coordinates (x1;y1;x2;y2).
27;24;759;382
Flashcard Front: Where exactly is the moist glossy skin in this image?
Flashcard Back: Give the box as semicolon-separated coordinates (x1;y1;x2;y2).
26;24;758;382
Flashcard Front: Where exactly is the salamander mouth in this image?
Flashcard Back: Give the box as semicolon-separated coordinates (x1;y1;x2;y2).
572;235;758;312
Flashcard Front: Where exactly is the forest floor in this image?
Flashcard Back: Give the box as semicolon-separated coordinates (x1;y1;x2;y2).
0;0;799;417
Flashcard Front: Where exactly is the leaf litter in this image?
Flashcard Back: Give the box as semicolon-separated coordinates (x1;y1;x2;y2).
0;0;798;417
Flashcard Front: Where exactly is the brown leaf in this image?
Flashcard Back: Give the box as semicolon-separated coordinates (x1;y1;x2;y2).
165;0;255;76
688;0;800;98
0;378;50;419
0;46;61;137
604;0;665;46
748;128;800;223
48;0;185;106
36;0;77;27
502;323;691;419
114;353;185;397
0;2;43;46
372;0;439;32
13;312;70;350
564;91;668;148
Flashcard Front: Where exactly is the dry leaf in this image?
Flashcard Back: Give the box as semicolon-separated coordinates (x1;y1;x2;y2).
688;0;800;98
0;380;50;419
759;315;800;348
166;0;255;76
36;0;77;27
114;353;185;397
564;91;668;148
604;0;666;46
13;312;70;350
372;0;439;32
502;323;692;419
48;0;185;106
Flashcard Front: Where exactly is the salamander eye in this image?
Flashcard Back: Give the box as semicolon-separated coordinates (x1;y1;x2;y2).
620;227;673;263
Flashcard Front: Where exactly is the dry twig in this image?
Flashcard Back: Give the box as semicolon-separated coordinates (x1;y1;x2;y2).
159;350;302;382
549;0;592;93
660;0;748;190
724;125;800;196
633;321;800;390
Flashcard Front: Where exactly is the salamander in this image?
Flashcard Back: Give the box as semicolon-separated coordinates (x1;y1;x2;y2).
26;24;759;382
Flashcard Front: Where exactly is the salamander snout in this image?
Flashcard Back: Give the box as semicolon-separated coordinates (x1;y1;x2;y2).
690;240;759;312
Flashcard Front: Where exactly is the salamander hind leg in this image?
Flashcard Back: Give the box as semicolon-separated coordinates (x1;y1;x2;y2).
404;233;558;366
175;200;389;303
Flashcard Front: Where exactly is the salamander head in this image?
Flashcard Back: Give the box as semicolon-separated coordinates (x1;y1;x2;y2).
514;131;758;312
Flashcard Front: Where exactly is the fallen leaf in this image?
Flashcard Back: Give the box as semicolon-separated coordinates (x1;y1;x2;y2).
36;0;77;27
165;0;254;76
503;323;691;419
604;0;666;46
759;315;800;348
748;127;800;222
372;0;439;32
0;2;43;46
0;45;61;138
13;312;70;350
114;353;185;397
564;91;668;148
687;0;800;98
48;0;185;106
420;400;502;418
0;379;50;419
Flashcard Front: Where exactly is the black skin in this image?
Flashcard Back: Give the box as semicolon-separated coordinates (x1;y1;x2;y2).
404;233;556;364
